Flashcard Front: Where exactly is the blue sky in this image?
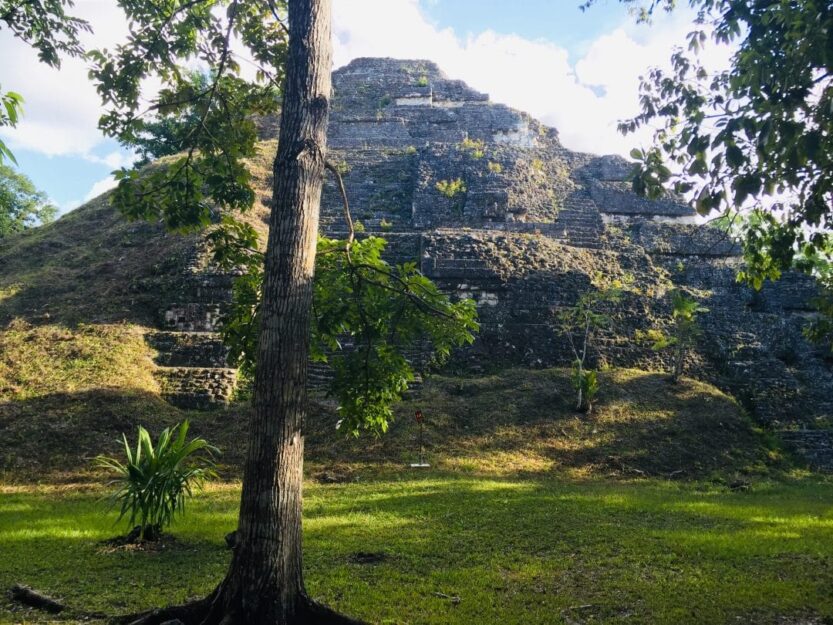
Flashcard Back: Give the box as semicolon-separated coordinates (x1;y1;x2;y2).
1;0;700;214
421;0;631;55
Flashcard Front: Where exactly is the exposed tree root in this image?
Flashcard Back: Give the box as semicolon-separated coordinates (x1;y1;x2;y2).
113;588;368;625
302;596;368;625
114;588;217;625
9;584;109;621
9;585;65;613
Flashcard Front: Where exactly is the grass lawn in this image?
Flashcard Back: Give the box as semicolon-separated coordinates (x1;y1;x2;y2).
2;473;832;625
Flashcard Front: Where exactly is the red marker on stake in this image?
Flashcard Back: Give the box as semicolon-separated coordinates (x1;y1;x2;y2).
410;410;429;468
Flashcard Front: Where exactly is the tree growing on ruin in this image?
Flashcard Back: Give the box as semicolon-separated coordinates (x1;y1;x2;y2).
799;241;833;357
637;289;708;383
554;278;625;413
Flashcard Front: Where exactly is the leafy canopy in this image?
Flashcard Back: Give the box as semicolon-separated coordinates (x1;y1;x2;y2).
213;225;479;436
88;0;287;231
0;163;57;237
121;69;226;166
584;0;833;288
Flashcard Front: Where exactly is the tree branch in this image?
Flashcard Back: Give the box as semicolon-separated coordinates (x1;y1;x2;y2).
325;160;354;244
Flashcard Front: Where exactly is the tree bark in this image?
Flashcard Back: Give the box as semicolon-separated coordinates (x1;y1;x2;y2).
195;1;363;623
114;2;367;624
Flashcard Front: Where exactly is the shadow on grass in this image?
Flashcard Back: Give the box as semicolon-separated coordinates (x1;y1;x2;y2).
0;367;785;483
0;389;249;480
2;475;833;624
307;368;784;480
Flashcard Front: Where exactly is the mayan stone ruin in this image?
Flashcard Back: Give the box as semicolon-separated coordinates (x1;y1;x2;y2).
150;57;832;466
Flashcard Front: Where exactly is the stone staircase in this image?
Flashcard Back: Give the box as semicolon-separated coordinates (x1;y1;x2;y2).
552;189;606;249
149;247;238;410
148;240;431;409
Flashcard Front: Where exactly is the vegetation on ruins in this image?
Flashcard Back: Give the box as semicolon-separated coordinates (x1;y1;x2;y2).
571;365;599;413
554;278;626;412
435;177;467;199
0;164;57;237
805;287;833;359
637;289;708;383
459;137;486;159
583;0;832;290
95;420;218;541
798;239;833;355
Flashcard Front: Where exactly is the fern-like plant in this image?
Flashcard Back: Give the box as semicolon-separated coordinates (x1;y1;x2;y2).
95;421;218;541
571;360;600;413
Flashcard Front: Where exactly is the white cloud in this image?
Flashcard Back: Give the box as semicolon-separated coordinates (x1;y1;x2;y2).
1;0;732;165
83;175;118;202
0;0;129;159
59;198;82;214
85;150;139;170
52;175;116;216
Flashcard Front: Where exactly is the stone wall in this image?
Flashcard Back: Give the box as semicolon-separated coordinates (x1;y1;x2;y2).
152;58;831;466
319;58;833;442
149;242;237;409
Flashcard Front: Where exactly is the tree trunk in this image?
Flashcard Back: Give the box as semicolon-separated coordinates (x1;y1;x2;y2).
118;2;366;624
672;345;684;383
194;1;361;623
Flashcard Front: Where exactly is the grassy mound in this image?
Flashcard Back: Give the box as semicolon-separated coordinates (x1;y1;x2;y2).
0;322;783;481
0;195;194;327
0;321;179;477
308;367;783;481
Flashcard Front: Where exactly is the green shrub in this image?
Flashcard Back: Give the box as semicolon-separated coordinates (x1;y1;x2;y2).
487;161;503;174
555;278;628;412
636;289;708;383
436;178;467;199
459;137;485;159
95;421;218;541
416;75;429;87
571;361;599;413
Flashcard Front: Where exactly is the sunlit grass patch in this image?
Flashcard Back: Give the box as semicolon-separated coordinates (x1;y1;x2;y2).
2;474;833;625
0;321;158;401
